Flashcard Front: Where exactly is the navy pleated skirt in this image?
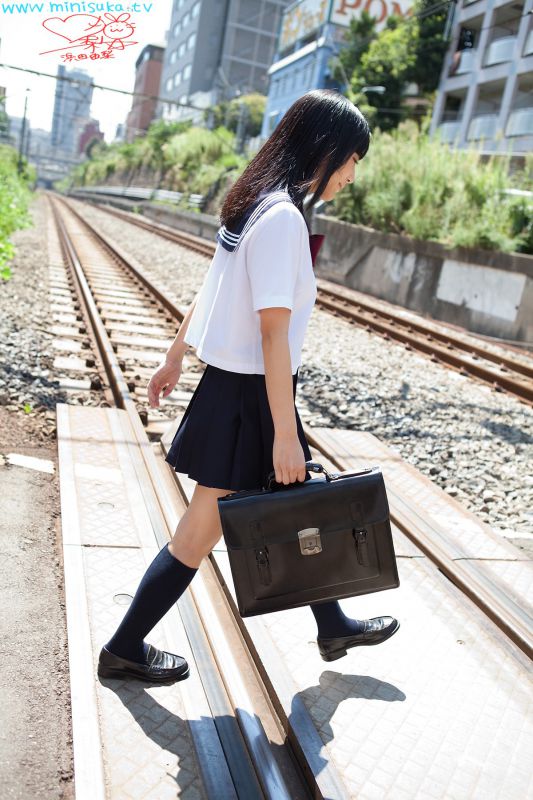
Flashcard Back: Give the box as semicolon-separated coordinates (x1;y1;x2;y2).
164;363;313;491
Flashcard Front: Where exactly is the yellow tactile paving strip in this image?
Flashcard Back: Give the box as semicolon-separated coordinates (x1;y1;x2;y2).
56;404;211;800
58;400;533;799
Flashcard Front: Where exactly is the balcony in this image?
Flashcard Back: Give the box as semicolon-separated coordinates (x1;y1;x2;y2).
456;48;477;74
484;36;517;67
506;108;533;137
438;121;461;143
467;113;498;140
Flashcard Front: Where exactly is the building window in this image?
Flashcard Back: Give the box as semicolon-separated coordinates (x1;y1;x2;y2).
183;63;192;80
187;32;196;50
173;70;182;87
180;94;187;105
183;10;191;26
170;49;177;64
192;0;200;17
173;20;181;37
165;77;173;92
268;111;279;134
178;42;186;58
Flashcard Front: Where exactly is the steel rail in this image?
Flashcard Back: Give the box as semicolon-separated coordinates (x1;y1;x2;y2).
317;290;533;404
75;194;533;405
317;284;533;381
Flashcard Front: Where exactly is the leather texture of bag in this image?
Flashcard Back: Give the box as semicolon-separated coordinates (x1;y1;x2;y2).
217;461;400;617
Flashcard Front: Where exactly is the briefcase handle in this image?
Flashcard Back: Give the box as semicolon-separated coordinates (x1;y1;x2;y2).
265;460;334;490
265;461;375;491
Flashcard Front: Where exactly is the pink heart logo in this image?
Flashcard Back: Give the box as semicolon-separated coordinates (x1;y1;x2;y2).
42;14;104;42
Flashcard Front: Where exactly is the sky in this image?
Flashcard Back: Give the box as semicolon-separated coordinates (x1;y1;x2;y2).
0;0;172;141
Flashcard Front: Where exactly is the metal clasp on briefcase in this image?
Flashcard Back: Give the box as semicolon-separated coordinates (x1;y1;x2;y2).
298;527;322;555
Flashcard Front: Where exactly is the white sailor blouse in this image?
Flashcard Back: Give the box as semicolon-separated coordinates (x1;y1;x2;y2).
183;188;325;375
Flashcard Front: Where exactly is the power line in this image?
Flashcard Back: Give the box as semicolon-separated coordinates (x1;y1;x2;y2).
0;60;237;151
0;61;207;113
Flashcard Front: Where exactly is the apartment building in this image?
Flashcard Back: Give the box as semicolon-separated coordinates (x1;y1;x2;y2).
51;65;94;155
126;44;165;142
430;0;533;153
158;0;292;124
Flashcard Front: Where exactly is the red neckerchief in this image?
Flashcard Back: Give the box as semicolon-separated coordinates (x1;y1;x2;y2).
309;233;325;268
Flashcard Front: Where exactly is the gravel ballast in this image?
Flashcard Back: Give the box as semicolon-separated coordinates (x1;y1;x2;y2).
72;198;533;547
0;194;74;799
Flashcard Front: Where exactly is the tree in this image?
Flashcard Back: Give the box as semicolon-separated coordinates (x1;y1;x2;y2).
409;0;449;93
329;12;378;89
352;15;418;130
334;2;448;131
204;93;266;137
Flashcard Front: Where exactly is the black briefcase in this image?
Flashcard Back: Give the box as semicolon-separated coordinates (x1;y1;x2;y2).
217;461;400;617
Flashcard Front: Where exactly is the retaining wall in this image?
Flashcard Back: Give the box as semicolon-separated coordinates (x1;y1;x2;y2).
73;191;533;343
312;215;533;344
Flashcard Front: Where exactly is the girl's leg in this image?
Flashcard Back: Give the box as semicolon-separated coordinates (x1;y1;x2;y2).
310;601;364;638
311;601;400;662
103;483;235;663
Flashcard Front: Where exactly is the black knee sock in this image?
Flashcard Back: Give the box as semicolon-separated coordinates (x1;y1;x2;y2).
105;543;198;663
310;600;364;638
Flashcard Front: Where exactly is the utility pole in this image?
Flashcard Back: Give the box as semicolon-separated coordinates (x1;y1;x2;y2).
235;101;249;154
17;88;29;175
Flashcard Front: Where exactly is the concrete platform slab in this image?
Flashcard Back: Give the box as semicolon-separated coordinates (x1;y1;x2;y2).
163;414;533;800
56;404;235;800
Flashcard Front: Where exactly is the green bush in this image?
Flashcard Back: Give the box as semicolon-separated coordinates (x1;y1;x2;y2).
333;122;533;254
0;145;33;280
65;121;243;200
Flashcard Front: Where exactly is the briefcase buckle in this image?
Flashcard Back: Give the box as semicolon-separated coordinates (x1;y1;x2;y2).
298;527;322;556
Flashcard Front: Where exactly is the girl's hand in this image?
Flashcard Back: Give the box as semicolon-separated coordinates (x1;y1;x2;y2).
147;358;182;408
273;432;307;485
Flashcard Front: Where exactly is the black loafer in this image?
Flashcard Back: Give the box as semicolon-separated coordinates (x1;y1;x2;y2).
97;643;190;683
317;616;400;662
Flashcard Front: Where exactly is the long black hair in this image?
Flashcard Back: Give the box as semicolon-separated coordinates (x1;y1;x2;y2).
220;89;370;232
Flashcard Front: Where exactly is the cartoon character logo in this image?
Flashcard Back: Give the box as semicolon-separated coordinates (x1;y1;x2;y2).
101;13;136;50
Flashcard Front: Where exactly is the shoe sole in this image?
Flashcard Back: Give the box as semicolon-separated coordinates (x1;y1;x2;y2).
97;664;190;683
319;621;400;662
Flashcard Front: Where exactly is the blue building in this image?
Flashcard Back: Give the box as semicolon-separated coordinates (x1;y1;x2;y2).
261;0;412;138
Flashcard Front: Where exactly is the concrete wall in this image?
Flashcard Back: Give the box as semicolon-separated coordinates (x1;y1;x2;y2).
142;203;219;241
74;192;533;343
312;214;533;344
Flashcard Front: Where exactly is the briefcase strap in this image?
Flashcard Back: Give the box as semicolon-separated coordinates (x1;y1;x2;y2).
250;519;271;586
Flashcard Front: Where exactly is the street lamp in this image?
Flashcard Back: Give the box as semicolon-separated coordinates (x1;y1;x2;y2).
361;85;386;95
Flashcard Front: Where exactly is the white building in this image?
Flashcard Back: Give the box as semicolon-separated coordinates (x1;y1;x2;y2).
430;0;533;153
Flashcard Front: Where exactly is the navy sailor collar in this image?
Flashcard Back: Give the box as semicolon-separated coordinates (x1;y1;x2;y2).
216;187;293;254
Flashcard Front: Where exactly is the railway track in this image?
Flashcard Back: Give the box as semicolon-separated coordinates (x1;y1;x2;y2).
74;195;533;406
49;193;314;798
48;193;532;798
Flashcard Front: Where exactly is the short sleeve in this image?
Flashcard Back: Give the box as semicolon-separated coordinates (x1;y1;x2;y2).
245;202;304;312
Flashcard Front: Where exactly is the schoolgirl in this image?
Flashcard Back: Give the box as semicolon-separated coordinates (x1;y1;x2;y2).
98;89;399;684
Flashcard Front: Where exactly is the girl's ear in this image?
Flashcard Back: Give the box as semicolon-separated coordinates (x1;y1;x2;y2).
104;12;117;20
117;13;130;21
